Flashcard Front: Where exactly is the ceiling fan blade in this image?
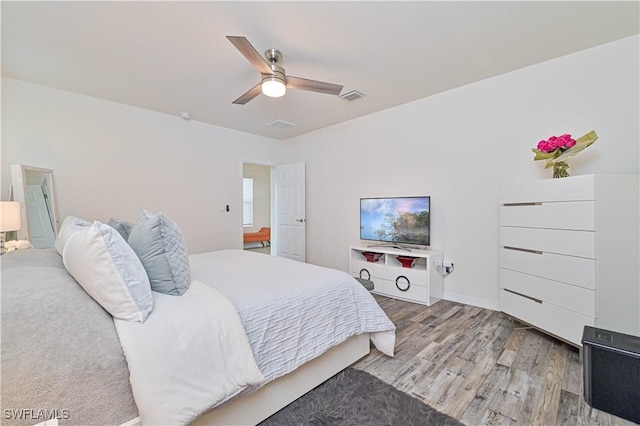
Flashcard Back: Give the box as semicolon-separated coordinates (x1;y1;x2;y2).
226;36;273;75
232;82;262;105
287;76;343;96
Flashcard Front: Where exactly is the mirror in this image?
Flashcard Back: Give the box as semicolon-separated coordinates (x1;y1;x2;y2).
10;164;59;249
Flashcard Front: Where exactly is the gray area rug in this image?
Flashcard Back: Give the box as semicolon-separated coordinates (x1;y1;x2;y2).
259;367;463;426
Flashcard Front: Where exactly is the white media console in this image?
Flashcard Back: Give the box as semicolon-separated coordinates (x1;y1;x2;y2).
349;245;443;306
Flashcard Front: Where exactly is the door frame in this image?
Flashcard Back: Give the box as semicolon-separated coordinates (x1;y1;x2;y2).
240;160;276;252
239;160;306;260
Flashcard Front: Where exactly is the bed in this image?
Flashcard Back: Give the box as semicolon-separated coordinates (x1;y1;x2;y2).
1;247;395;425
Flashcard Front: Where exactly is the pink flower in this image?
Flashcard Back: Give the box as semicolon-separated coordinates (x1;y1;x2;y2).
533;130;598;165
535;133;578;153
561;134;577;148
557;134;575;150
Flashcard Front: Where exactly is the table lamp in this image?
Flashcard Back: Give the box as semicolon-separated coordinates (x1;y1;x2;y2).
1;201;22;254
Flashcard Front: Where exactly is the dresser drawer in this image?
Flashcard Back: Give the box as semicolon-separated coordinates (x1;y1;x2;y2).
501;174;595;203
375;278;427;303
383;267;427;285
500;247;595;289
501;268;595;316
501;226;595;258
500;201;595;231
500;288;595;346
350;259;385;279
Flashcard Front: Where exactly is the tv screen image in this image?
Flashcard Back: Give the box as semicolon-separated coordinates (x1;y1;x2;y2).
360;196;430;246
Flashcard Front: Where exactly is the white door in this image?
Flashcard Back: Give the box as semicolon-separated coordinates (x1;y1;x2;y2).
274;162;306;262
26;185;56;248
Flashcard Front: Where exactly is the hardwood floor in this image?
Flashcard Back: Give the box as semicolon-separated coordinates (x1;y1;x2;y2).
354;295;636;426
244;245;271;255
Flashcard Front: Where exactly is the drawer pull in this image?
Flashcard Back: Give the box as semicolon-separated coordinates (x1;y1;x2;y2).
503;246;543;255
359;269;371;280
395;276;410;292
502;202;542;207
504;288;542;304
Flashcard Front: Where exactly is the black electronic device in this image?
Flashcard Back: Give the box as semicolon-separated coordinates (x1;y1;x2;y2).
582;326;640;423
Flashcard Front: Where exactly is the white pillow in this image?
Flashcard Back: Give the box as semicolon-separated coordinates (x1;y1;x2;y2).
62;220;153;322
55;215;91;255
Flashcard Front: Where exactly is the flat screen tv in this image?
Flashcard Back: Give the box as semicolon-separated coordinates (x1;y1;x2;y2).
360;196;430;246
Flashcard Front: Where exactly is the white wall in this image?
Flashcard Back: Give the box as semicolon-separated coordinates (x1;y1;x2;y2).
1;78;284;254
280;36;640;309
3;36;638;310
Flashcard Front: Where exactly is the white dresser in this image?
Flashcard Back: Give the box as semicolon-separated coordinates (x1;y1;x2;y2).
499;174;639;346
349;246;443;306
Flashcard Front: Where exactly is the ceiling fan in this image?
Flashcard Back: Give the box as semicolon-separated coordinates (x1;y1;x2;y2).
226;36;344;105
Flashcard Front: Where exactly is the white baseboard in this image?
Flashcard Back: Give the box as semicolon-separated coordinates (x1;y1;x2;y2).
443;291;500;311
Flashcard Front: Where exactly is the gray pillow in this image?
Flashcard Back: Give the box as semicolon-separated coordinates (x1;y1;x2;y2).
108;217;134;241
128;210;190;296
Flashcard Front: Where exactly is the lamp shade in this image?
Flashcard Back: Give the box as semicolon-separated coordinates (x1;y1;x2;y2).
1;202;22;232
262;76;286;98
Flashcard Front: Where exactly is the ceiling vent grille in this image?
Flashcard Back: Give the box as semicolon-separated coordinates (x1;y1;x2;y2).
266;120;296;129
340;90;366;101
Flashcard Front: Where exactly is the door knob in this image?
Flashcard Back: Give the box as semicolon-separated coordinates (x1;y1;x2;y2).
296;218;306;223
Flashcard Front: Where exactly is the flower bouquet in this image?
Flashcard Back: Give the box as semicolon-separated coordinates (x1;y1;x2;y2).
532;130;598;178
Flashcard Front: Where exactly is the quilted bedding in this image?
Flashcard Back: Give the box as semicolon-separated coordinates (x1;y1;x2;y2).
1;248;395;426
122;250;396;424
189;250;396;384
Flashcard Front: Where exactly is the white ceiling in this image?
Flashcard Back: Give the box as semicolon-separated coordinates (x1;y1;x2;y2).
3;1;639;140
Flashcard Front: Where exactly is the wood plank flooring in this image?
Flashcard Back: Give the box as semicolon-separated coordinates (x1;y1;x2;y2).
354;296;636;426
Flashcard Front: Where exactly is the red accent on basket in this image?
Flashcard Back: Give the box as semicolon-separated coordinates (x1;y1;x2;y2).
361;252;383;262
396;256;418;268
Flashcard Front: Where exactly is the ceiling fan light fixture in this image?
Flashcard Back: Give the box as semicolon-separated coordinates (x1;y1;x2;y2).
261;76;286;98
227;36;342;104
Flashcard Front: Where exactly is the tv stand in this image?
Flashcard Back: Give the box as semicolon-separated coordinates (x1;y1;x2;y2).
349;245;443;306
366;244;412;252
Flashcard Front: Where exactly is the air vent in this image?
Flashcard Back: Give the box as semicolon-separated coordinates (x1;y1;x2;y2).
340;90;366;101
266;120;296;129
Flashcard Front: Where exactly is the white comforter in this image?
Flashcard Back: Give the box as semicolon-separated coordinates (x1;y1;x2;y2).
116;250;395;426
114;279;265;426
190;250;396;383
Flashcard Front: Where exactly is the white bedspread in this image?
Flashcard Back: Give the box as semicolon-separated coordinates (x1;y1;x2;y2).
115;249;395;426
189;250;396;384
114;279;264;426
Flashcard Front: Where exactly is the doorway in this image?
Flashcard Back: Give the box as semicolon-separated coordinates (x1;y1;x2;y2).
242;163;272;255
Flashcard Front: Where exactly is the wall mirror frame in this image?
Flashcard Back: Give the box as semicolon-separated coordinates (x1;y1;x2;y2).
10;164;59;249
